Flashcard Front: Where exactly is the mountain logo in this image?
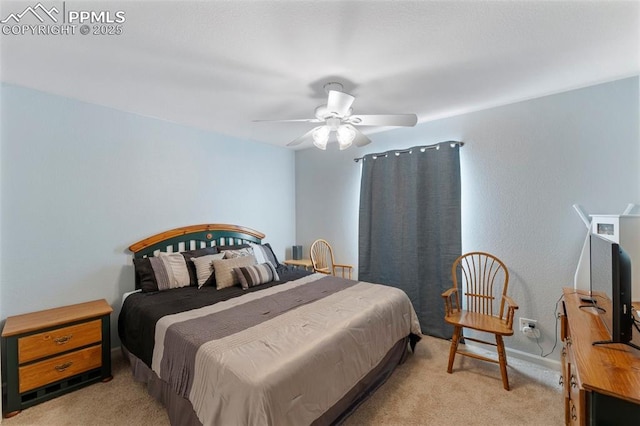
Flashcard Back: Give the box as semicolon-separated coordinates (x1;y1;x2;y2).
1;3;60;24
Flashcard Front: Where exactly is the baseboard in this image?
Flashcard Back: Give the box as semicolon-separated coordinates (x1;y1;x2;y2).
504;345;562;371
464;342;561;371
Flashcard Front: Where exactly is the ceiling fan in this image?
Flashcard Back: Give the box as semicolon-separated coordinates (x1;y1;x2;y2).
256;82;418;150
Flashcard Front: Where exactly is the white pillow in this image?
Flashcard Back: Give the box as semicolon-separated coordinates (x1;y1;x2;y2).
249;243;268;264
157;252;190;289
192;253;226;288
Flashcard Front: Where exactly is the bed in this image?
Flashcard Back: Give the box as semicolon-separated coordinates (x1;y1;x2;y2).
118;224;422;425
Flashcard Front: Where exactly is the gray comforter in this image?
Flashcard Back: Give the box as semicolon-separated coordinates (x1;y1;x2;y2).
149;274;421;425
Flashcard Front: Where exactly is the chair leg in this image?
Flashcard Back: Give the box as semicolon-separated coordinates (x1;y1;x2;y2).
447;326;462;373
496;335;510;390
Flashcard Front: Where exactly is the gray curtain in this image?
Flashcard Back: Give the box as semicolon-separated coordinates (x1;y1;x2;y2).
358;143;461;339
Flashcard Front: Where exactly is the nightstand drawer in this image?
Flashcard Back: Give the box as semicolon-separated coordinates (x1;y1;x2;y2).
19;345;102;393
18;319;102;363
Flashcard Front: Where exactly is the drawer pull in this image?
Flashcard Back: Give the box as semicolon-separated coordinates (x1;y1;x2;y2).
558;375;564;386
570;374;577;389
53;335;73;345
571;404;577;420
54;361;73;372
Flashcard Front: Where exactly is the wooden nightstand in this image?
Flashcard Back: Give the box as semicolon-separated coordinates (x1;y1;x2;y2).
1;299;113;418
283;258;314;271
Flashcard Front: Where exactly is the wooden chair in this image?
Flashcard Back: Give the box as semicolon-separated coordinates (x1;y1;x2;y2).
441;252;519;390
310;239;353;279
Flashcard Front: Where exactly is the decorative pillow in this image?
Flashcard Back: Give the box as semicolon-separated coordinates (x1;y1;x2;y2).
234;262;280;290
133;257;158;292
133;254;189;293
192;253;226;288
211;255;257;290
157;252;191;288
222;247;254;259
248;243;268;264
181;246;219;286
261;243;280;268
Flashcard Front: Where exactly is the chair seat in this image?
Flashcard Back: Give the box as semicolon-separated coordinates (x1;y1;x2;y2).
444;310;514;336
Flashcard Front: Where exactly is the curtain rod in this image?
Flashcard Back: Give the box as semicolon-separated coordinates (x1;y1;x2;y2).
353;141;464;163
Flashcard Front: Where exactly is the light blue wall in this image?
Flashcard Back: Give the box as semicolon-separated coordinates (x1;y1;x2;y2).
0;84;296;347
2;77;638;361
295;76;640;360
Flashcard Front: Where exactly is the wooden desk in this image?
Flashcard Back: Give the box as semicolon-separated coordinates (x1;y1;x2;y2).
561;288;640;425
283;259;313;271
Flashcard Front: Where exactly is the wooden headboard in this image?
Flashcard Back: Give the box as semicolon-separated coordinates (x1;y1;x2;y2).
128;224;265;258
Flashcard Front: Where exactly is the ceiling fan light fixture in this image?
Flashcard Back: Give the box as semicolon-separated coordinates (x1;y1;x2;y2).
326;117;342;130
261;82;417;149
312;126;330;150
337;124;356;150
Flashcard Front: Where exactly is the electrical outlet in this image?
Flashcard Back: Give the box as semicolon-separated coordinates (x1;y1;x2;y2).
519;318;540;338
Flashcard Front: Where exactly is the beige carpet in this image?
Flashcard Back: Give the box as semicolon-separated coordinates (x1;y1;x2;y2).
3;335;563;425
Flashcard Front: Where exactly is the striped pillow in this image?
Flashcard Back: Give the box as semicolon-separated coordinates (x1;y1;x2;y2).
192;253;226;288
212;255;257;289
156;252;191;290
133;253;190;292
249;243;278;268
234;262;280;290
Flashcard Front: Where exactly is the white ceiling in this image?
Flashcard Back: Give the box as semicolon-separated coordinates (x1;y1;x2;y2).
1;1;638;149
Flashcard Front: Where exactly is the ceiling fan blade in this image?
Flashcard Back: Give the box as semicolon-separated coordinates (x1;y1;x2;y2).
286;126;322;147
326;90;355;116
348;114;418;127
254;118;322;123
353;127;371;147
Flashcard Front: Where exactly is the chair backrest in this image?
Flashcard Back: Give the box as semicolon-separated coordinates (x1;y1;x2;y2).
452;252;510;319
310;239;334;275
